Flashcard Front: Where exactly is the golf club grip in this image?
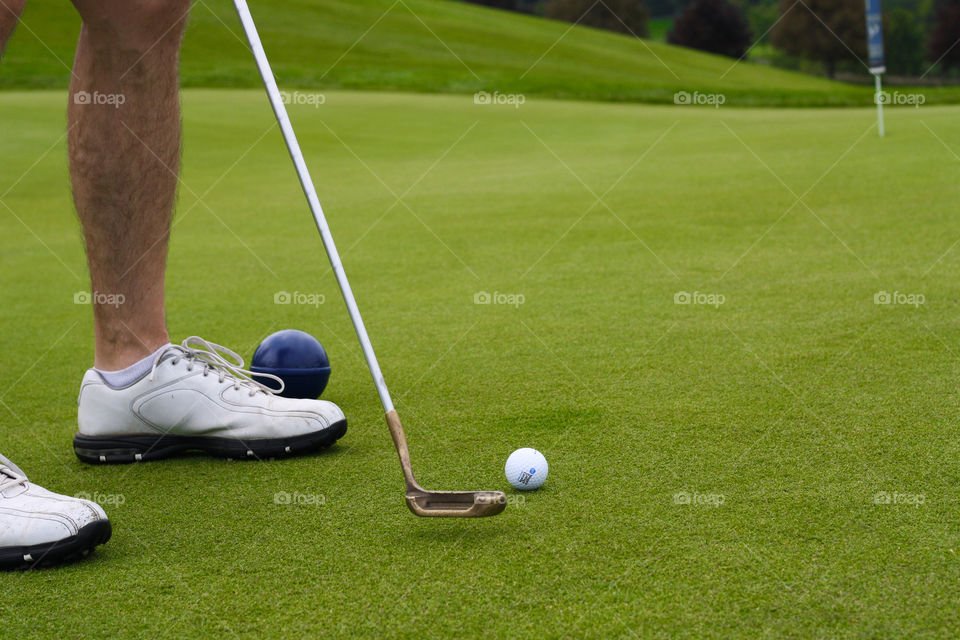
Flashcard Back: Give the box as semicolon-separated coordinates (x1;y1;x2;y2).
385;410;418;489
232;0;395;414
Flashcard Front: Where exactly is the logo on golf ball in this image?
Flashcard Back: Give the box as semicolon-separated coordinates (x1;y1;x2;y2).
505;448;548;491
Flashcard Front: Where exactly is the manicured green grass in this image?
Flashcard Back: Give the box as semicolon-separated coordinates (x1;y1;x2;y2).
1;0;938;106
2;88;960;637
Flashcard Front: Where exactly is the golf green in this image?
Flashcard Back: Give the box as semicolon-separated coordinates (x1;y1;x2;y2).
6;0;960;106
2;89;959;637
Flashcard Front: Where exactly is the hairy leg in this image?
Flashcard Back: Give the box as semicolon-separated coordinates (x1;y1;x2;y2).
0;0;27;56
68;0;190;370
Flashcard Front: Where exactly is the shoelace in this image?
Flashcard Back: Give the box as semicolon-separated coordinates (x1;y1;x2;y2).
148;337;284;397
0;454;27;493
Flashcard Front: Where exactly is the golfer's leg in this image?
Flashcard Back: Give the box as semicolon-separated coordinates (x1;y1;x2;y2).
68;0;189;370
0;0;27;56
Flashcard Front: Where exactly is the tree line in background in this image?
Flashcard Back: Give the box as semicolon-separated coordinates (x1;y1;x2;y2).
462;0;960;79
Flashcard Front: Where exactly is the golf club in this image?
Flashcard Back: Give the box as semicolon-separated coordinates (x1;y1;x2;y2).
232;0;506;517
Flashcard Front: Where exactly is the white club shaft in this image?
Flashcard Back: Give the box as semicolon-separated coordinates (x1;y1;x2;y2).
233;0;395;413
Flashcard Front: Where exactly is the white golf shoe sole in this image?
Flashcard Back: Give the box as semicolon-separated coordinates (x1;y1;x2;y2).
0;520;112;570
73;420;347;464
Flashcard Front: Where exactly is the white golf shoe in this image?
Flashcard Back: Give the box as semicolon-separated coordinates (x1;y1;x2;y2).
74;337;347;464
0;454;111;569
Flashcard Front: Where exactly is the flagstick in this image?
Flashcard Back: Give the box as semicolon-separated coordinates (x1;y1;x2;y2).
874;72;885;137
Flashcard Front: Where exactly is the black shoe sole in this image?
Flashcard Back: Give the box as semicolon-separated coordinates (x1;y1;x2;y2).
0;519;112;570
73;419;347;464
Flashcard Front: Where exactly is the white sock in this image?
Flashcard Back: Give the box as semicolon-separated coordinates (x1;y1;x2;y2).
94;344;171;389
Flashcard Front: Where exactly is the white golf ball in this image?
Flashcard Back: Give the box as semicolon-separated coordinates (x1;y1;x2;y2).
505;448;548;491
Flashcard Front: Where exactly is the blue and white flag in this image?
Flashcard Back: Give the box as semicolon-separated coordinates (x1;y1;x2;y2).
864;0;886;73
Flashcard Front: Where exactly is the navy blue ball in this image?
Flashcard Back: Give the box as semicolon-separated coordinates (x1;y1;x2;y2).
250;329;331;399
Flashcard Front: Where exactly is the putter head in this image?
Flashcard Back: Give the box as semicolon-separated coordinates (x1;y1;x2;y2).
405;488;507;517
386;410;507;518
